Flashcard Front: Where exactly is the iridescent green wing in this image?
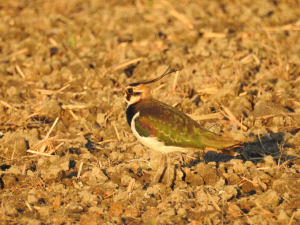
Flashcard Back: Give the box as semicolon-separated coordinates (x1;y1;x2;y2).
135;99;238;150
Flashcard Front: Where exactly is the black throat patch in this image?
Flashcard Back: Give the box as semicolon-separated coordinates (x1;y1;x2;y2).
126;103;138;126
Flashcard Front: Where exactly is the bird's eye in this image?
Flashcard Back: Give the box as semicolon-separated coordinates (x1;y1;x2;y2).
128;88;133;93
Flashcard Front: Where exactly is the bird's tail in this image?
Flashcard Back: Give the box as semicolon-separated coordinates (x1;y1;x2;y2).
202;133;242;156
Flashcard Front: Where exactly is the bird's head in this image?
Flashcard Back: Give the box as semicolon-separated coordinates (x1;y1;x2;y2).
124;66;178;107
124;83;151;106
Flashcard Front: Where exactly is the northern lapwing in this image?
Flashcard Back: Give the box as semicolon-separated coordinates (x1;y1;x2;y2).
124;68;241;185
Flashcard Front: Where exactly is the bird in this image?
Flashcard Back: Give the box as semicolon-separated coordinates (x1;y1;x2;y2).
124;68;241;185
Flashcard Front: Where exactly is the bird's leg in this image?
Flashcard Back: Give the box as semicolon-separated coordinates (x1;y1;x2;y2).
166;153;184;187
166;153;172;187
149;153;166;186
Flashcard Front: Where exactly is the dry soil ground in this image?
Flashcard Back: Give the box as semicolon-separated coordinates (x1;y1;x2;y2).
1;0;300;224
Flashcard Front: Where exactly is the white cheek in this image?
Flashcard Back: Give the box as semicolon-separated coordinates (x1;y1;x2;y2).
130;95;141;104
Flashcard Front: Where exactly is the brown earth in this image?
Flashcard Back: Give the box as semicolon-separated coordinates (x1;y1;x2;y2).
1;0;300;224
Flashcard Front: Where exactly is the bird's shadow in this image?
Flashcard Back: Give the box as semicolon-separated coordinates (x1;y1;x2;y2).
204;131;295;164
